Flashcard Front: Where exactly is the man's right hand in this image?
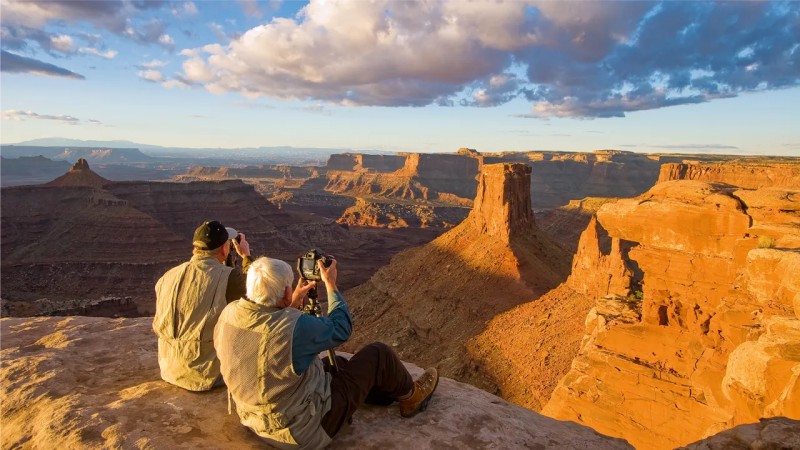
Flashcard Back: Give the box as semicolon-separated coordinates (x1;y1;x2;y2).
318;258;338;292
232;233;251;258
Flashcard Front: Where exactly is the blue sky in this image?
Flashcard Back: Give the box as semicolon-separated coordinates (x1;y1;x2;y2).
1;0;799;155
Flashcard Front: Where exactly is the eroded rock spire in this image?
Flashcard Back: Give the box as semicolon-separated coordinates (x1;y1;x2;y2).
469;163;534;242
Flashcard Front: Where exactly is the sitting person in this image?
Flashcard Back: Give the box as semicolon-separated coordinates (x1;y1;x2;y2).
152;220;252;391
214;256;438;449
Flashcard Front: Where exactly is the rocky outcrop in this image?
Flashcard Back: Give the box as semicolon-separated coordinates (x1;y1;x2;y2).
542;181;800;449
337;198;468;228
0;316;633;449
679;417;800;449
44;158;111;188
343;163;568;392
534;197;618;254
658;161;800;188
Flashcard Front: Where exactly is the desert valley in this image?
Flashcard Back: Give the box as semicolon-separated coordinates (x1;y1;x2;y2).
1;144;799;449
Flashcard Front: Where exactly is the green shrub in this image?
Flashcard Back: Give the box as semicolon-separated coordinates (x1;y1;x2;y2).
758;235;777;248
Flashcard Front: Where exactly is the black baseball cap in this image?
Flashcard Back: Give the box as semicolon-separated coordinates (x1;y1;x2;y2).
193;220;237;250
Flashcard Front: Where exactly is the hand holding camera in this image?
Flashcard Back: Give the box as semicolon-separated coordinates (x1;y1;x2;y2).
296;248;339;294
231;233;251;258
318;258;338;292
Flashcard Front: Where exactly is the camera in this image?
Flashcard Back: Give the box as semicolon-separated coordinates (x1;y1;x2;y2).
297;248;333;281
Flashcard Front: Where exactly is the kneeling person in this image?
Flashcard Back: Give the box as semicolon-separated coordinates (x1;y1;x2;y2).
214;256;439;449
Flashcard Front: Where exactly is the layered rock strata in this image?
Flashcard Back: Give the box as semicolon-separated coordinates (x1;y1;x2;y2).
343;163;568;390
0;316;633;450
337;198;468;228
658;161;800;188
542;181;800;449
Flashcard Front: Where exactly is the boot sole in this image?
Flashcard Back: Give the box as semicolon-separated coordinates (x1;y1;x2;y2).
400;375;439;418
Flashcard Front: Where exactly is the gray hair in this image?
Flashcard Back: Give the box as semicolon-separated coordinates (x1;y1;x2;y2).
246;257;294;307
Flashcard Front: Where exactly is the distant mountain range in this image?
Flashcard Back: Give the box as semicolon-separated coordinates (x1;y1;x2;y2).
8;137;166;150
2;137;398;167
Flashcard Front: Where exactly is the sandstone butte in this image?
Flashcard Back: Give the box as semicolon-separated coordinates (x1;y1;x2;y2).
342;163;570;393
539;180;800;449
0;316;634;449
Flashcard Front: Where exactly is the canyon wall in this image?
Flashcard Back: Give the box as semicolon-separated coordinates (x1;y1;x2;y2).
337;198;468;228
542;180;800;449
658;161;800;188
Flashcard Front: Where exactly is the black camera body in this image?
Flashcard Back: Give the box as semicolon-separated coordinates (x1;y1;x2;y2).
297;248;332;281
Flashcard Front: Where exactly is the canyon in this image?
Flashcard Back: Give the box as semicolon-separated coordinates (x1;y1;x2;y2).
2;150;800;449
0;160;437;317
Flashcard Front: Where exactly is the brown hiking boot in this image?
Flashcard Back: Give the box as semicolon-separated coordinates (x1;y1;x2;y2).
399;368;439;418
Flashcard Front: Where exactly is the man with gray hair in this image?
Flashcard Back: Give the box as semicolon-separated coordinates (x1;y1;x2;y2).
214;256;439;449
153;220;252;391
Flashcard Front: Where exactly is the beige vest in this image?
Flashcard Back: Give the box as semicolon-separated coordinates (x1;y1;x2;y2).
153;255;233;391
214;300;332;450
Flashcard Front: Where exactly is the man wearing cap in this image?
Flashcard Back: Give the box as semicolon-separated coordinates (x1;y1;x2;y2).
152;220;252;391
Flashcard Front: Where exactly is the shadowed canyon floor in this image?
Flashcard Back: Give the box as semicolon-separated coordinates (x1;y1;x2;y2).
0;160;443;317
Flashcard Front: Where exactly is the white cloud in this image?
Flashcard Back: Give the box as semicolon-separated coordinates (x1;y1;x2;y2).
1;109;80;124
162;76;192;89
79;47;118;59
170;0;800;117
158;33;174;47
140;59;166;69
50;34;74;52
172;2;198;17
137;69;165;82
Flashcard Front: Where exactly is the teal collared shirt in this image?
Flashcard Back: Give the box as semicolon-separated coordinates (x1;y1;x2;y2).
291;289;352;375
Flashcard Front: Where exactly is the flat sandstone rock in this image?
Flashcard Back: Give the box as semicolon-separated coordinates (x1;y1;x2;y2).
1;316;632;449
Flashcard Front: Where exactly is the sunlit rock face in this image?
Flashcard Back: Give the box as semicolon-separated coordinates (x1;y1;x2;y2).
658;161;800;189
0;316;634;450
344;163;569;392
543;180;800;449
323;152;481;205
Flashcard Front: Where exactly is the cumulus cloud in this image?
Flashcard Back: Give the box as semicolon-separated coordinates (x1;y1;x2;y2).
1;0;175;54
0;50;85;79
1;109;81;124
137;69;165;82
49;34;74;52
171;0;800;118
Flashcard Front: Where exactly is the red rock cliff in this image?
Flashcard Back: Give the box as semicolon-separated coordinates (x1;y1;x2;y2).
657;161;800;188
542;181;800;449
